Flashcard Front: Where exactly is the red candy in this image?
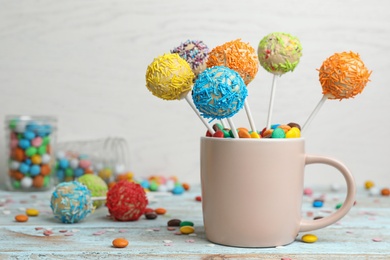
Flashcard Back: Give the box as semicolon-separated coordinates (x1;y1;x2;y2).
106;180;148;221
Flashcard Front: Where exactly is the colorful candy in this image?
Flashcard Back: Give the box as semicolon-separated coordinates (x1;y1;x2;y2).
15;214;29;222
205;122;301;139
7;116;56;191
301;234;318;243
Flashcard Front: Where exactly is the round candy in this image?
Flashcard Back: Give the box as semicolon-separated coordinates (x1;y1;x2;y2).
145;53;195;100
50;181;93;223
106;180;148;221
318;51;371;100
207;39;258;85
78;174;108;209
192;66;248;120
258;32;302;75
302;234;318;243
171;39;209;76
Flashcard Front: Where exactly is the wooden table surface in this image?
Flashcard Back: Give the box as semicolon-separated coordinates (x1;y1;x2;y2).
0;185;389;259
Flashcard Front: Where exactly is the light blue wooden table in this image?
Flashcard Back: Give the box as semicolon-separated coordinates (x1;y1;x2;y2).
0;185;389;259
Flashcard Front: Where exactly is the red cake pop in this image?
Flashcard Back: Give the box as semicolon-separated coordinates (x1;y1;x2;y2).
106;180;148;221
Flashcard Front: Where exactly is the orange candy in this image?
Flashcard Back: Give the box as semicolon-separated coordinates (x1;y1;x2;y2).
238;129;251;138
381;188;390;196
155;208;167;215
182;183;190;191
15;214;29;222
112;238;129;248
13;147;25;162
33;175;44;188
40;165;51;176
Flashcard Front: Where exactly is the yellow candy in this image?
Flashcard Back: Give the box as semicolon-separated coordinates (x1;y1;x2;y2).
26;208;39;217
286;127;301;138
364;180;374;189
250;131;261;138
31;155;42;165
180;226;195;235
302;234;318;243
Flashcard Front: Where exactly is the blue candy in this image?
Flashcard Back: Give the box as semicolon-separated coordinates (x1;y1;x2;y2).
18;139;31;149
58;158;70;169
30;165;41;176
172;185;185;195
313;200;324;208
19;163;30;174
23;130;36;140
74;168;84;177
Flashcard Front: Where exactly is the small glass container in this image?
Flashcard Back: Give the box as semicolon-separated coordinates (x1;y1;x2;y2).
5;115;57;191
55;137;131;185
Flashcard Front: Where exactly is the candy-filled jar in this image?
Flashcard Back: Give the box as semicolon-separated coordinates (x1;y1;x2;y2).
5;115;57;191
55;137;132;185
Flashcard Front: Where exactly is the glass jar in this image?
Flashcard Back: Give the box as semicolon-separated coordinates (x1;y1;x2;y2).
55;137;132;185
5;115;57;191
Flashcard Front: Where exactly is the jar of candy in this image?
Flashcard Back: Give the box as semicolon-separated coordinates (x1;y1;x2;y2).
55;137;132;185
5;115;57;191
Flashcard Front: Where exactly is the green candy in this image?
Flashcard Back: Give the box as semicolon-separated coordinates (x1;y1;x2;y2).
271;128;286;138
37;145;47;155
43;176;50;187
65;168;74;177
12;180;21;189
25;147;38;157
180;221;194;227
9;119;18;130
42;136;50;146
149;181;159;191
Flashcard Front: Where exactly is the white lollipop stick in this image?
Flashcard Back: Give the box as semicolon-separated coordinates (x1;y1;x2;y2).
266;75;278;129
227;117;239;138
244;99;257;133
219;119;227;129
91;196;106;201
302;94;329;134
184;94;215;134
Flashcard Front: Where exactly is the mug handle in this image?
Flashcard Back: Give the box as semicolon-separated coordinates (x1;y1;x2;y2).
299;154;356;232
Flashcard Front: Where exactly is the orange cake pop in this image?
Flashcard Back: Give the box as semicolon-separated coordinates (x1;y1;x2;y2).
318;51;371;100
206;39;259;85
302;51;372;133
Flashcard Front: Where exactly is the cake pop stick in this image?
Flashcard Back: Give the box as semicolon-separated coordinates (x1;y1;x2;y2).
265;74;278;129
184;94;214;134
302;51;372;134
258;32;303;129
207;39;259;133
192;66;248;138
146;53;214;134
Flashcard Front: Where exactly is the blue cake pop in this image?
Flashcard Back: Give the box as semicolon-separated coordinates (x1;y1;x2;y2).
50;181;94;224
192;66;247;120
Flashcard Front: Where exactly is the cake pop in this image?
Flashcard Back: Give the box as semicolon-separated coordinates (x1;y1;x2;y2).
106;180;148;221
258;32;302;75
258;32;303;129
146;53;215;134
50;181;94;224
206;39;259;132
302;51;371;133
78;174;108;209
146;53;194;100
192;66;248;138
207;39;258;85
171;40;209;77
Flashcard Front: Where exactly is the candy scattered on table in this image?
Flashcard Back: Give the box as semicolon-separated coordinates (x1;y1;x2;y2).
301;234;318;243
14;214;29;222
25;208;39;216
112;238;129;248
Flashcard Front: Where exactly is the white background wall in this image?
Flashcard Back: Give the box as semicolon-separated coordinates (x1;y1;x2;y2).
0;0;389;189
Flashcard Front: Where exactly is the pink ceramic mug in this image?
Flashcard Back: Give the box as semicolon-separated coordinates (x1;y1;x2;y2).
200;137;356;247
